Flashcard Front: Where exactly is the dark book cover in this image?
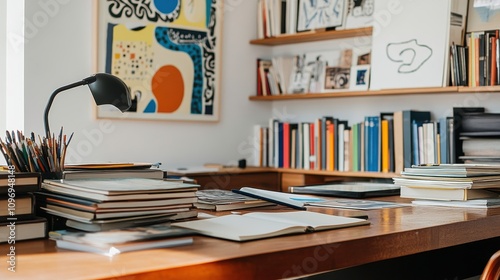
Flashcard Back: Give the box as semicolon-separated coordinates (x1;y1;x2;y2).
402;110;431;168
453;107;485;163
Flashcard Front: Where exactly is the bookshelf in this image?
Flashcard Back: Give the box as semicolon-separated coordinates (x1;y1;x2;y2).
249;86;500;101
250;27;372;46
249;3;490;183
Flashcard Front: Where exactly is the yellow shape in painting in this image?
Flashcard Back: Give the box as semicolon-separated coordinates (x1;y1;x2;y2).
113;24;155;43
173;0;206;30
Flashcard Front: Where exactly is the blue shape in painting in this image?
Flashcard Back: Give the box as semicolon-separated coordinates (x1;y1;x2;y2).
154;0;179;14
155;27;205;114
144;100;157;113
206;0;213;27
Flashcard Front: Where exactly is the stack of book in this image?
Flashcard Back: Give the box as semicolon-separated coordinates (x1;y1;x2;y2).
393;164;500;208
459;112;500;165
194;189;275;211
0;171;47;242
49;223;196;255
35;178;200;232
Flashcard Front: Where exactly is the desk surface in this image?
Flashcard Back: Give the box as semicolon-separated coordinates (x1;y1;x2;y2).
2;197;500;279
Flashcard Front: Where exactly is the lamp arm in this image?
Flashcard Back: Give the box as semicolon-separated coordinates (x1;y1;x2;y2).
44;80;89;138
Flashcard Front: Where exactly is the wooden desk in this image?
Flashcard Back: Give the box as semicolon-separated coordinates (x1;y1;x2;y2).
2;199;500;279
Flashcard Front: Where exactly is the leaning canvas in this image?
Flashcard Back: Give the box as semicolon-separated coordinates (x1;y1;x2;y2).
370;0;468;90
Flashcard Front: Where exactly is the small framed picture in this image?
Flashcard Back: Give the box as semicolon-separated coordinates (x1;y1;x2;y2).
324;67;351;91
349;65;371;90
297;0;346;32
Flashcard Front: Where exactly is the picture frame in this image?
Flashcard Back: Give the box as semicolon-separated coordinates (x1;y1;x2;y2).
349;65;370;90
94;0;222;121
297;0;346;32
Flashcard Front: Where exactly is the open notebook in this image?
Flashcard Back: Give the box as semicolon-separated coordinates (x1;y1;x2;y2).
172;211;369;241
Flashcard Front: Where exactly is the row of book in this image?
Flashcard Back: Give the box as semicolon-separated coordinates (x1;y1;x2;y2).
256;0;374;39
450;30;500;87
254;108;492;174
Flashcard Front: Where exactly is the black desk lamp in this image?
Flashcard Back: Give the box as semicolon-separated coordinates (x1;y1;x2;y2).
44;73;131;137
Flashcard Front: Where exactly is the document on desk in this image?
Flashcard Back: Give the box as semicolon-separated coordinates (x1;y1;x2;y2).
234;187;407;210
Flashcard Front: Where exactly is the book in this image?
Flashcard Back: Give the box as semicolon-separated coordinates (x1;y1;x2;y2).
233;187;327;210
62;168;164;180
41;178;199;201
54;237;193;255
63;211;199;232
460;113;500;133
411;198;500;208
49;223;195;255
0;217;47;243
34;190;197;209
194;189;275;211
0;171;40;194
0;194;34;218
172;211;369;242
400;164;500;178
306;199;407;210
289;182;400;198
399;186;499;201
43;203;193;220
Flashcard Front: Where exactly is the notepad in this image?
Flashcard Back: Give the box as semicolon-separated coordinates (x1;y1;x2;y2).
172;211;369;242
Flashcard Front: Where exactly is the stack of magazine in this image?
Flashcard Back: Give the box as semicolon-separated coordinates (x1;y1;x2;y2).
49;223;196;255
393;164;500;208
35;178;200;231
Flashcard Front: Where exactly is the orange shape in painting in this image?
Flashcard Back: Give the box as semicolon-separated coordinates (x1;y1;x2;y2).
151;65;184;113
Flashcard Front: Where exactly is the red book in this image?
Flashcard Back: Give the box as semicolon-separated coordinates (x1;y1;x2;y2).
283;122;290;169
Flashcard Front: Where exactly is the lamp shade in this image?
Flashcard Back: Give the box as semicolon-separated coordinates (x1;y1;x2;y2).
85;73;131;112
44;73;132;137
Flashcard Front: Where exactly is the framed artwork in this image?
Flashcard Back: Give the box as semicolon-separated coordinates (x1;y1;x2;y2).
324;66;351;90
297;0;346;32
349;65;370;90
95;0;222;121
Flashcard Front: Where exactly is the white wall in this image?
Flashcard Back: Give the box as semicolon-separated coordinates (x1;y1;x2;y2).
0;1;6;140
20;0;500;170
22;0;272;169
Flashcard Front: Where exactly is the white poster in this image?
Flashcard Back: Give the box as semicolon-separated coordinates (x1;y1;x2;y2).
370;0;467;90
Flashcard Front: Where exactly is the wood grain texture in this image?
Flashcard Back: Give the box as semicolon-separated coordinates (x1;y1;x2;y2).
2;199;500;279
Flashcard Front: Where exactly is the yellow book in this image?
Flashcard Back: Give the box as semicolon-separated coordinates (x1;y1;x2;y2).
327;122;334;171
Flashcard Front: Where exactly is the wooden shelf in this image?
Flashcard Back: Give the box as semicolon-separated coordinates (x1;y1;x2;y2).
250;27;373;46
276;168;397;179
249;86;500;101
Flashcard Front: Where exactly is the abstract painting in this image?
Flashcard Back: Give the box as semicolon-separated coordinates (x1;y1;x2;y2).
297;0;346;32
95;0;222;121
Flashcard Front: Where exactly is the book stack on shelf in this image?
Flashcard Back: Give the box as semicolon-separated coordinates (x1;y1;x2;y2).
194;189;275;211
393;164;500;208
458;112;500;165
35;178;200;232
0;170;47;242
